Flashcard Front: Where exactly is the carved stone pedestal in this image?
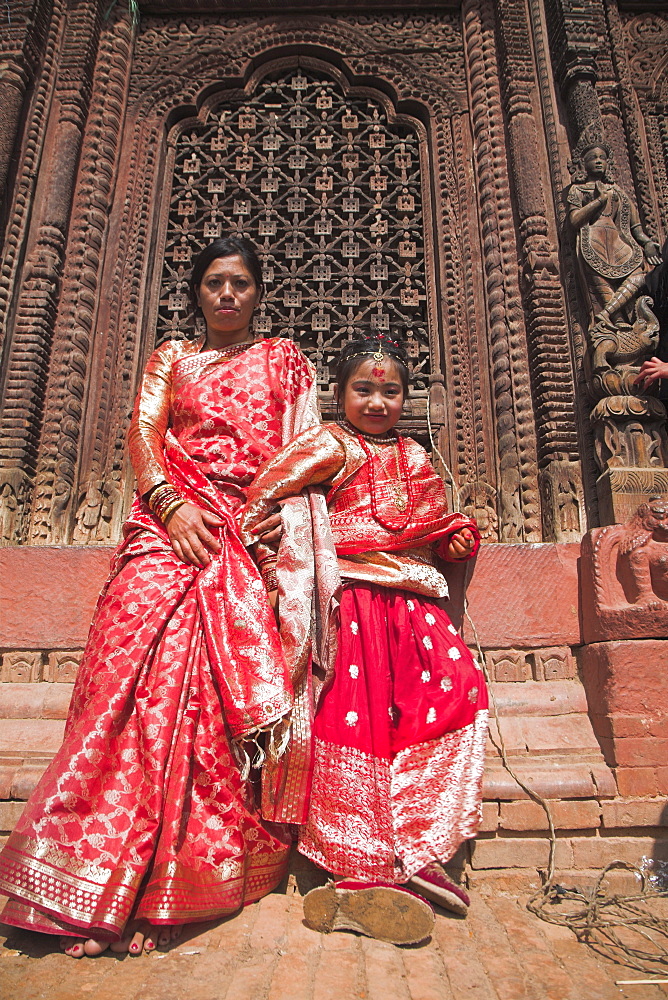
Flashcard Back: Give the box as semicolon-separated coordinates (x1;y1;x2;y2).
596;467;668;525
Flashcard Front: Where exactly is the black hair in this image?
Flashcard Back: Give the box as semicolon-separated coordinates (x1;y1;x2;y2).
188;235;264;317
335;334;410;415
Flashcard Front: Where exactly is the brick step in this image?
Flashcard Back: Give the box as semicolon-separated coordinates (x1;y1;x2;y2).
489;680;587;717
487;713;601;756
484;680;615;802
0;683;72;720
480;795;668;834
0;754;52;833
483;753;616;800
0;719;66;756
470;832;668;872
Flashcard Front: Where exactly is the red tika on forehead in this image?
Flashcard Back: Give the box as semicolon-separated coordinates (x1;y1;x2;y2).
372;367;386;378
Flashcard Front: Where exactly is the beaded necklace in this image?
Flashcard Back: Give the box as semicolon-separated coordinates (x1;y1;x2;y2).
339;418;395;446
338;420;415;531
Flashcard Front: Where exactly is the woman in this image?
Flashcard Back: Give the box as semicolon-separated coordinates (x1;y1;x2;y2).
0;236;323;957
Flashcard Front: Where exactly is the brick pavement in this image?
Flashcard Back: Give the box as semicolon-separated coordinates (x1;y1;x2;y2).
1;859;667;1000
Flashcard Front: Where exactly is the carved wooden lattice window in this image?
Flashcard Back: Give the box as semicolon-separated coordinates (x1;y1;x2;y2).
157;67;430;394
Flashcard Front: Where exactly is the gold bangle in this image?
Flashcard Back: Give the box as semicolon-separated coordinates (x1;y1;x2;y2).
148;483;178;511
149;484;185;520
160;499;186;524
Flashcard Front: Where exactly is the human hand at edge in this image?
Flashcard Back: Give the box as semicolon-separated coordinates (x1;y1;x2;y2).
634;356;668;391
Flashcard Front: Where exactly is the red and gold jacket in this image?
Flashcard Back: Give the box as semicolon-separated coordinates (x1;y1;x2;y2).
241;423;480;599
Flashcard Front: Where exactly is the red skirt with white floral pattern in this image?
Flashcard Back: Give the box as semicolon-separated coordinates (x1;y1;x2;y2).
299;583;489;882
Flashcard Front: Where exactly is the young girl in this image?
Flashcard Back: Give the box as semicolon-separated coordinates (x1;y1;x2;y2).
241;334;488;944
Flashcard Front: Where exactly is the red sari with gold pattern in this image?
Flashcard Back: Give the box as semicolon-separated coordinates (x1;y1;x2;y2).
0;337;326;939
242;423;489;882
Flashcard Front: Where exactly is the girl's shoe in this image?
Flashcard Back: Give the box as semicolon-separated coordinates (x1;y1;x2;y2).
302;879;434;945
408;862;470;916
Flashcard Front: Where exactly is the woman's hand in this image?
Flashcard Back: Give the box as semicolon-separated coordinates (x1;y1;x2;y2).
634;357;668;391
166;503;224;567
447;527;477;561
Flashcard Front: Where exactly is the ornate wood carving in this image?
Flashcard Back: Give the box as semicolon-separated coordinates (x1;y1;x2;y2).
495;0;583;542
463;0;540;542
0;0;101;543
156;67;431;399
0;0;52;222
527;0;601;529
435;112;497;538
29;6;135;544
0;0;61;352
616;10;668;241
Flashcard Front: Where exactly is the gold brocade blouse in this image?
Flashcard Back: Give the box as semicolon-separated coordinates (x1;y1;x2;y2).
128;338;202;497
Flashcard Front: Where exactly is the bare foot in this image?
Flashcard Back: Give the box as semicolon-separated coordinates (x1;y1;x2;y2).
156;925;183;948
60;936;109;958
60;937;85;959
109;921;182;955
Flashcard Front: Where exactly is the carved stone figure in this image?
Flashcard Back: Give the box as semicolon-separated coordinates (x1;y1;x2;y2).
567;141;661;325
73;480;111;543
0;483;18;544
581;496;668;642
616;496;668;605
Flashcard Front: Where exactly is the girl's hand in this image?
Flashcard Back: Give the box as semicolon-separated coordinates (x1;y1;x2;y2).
447;527;477;561
166;502;224;567
251;509;283;550
634;357;668;390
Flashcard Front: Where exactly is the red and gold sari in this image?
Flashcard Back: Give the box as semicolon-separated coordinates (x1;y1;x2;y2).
242;423;488;882
0;337;335;939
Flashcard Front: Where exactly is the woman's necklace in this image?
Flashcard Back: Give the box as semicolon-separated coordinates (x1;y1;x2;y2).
338;420;415;531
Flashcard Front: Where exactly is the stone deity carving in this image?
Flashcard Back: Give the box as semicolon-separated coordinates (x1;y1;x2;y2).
567;142;661;324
